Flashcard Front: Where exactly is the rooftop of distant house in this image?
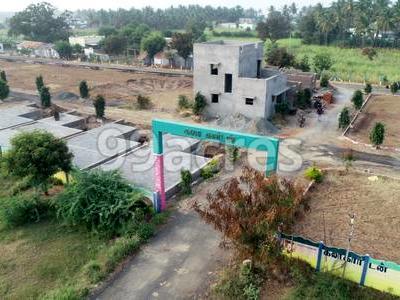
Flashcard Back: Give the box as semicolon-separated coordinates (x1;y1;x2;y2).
197;40;262;47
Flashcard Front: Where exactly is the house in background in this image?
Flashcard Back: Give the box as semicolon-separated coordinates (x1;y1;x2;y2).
193;40;291;120
69;36;104;48
217;22;238;29
17;41;59;59
238;18;257;31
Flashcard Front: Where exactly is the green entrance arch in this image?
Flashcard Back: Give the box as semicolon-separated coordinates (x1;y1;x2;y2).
152;119;279;211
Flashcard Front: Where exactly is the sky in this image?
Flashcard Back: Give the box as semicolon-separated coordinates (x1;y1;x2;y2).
2;0;332;13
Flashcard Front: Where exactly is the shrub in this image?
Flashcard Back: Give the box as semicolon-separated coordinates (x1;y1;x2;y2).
4;131;73;193
338;107;350;129
313;53;333;74
0;70;6;82
364;82;372;94
137;94;152;109
192;92;207;115
200;158;219;180
369;122;385;148
295;55;311;72
361;47;377;60
320;73;330;87
56;169;150;236
214;262;262;300
79;80;89;99
180;169;192;195
304;166;323;183
40;86;51;108
0;195;52;228
93;95;105;118
227;146;239;163
178;95;191;110
297;89;312;109
275;101;289;116
0;79;10;100
266;46;295;68
390;82;399;95
351;90;363;110
36;75;44;93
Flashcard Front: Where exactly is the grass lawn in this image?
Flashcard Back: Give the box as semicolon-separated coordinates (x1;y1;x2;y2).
277;38;400;84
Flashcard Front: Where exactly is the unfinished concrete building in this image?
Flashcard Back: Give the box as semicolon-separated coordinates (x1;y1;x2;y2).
193;40;290;119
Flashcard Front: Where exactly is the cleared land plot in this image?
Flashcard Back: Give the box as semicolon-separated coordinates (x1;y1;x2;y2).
294;171;400;263
0;60;193;111
347;94;400;148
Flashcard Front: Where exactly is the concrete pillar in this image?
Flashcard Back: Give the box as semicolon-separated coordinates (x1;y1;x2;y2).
154;154;166;211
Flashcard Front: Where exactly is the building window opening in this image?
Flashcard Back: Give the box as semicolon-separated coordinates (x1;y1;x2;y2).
225;74;232;93
245;98;254;105
210;64;218;75
211;94;219;103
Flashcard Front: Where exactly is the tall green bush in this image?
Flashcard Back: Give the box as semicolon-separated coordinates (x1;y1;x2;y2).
369;122;385;148
36;75;44;93
180;169;192;195
193;92;207;115
56;170;150;236
178;95;191;110
0;79;9;100
93;95;105;118
338;107;350;129
40;86;51;108
0;70;7;82
364;82;372;94
351;90;363;110
79;80;89;99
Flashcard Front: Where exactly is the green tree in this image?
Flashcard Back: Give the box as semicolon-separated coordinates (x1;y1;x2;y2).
98;26;118;37
54;40;73;59
193;92;207;115
93;95;106;118
4;131;73;193
351;90;363;110
79;80;89;99
370;122;385;148
141;32;166;62
256;10;290;42
266;44;295;68
364;83;372;94
0;70;7;82
338;107;351;129
180;169;192;195
8;2;71;42
313;53;333;74
390;82;399;94
0;80;10;100
320;72;330;87
295;55;311;72
72;43;83;55
36;75;44;93
40;86;51;108
171;32;193;67
102;34;127;55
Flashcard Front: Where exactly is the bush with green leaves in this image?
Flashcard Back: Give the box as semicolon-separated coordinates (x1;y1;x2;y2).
390;82;399;95
369;122;385;148
137;94;152;109
40;86;51;108
364;82;372;94
351;90;363;110
79;80;89;99
227;146;239;163
93;95;106;118
36;75;44;93
56;169;150;236
297;88;312;109
214;263;262;300
313;52;333;74
192;92;207;115
0;79;9;100
338;107;350;129
4;131;73;193
320;72;330;88
275;101;289;116
0;70;7;82
0;194;52;228
200;158;219;180
180;169;192;195
304;166;323;183
178;94;191;110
